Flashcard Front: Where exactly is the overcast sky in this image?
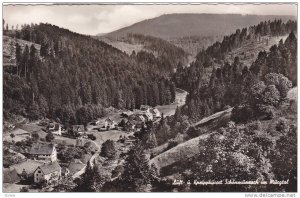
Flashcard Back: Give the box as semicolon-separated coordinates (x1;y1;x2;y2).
3;3;297;35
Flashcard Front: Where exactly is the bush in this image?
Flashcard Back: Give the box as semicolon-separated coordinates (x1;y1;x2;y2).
100;140;116;159
111;165;124;178
31;132;39;142
275;117;290;134
45;132;55;142
231;105;255;123
166;140;178;151
256;104;275;120
20;186;29;192
87;134;96;140
186;126;205;139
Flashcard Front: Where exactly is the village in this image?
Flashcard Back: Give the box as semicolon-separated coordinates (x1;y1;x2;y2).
3;105;163;192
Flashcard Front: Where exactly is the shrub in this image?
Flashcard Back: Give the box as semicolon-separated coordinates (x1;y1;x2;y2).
100;140;116;159
87;134;96;140
20;186;29;192
166;140;178;151
111;165;124;178
275;117;290;134
231;105;255;123
45;132;55;142
256;104;275;120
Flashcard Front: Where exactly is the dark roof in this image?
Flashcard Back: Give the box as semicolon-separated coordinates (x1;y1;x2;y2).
29;143;55;155
3;168;20;183
38;161;61;175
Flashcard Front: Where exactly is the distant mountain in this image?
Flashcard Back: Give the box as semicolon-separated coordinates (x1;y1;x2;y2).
102;14;296;39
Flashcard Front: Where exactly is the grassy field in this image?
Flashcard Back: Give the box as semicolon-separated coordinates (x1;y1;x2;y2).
150;108;232;169
99;37;145;55
156;88;188;117
225;35;288;67
85;130;130;145
3;35;41;67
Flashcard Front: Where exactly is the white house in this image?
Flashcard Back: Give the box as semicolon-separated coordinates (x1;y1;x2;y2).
34;161;61;184
29;143;57;162
150;108;161;118
144;112;153;121
140;105;151;114
48;123;61;136
104;118;116;130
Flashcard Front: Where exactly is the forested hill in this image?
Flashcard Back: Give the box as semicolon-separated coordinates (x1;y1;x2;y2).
102;14;296;39
99;33;189;72
3;23;176;124
174;19;297;121
174;19;297;92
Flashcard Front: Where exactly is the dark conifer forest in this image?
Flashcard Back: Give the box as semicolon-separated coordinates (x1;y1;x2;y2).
3;23;177;124
173;20;297;121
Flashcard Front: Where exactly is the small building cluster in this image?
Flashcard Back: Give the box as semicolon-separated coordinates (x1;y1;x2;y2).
122;105;161;132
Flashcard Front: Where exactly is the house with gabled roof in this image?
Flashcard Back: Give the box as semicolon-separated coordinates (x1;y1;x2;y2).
140;105;151;113
143;111;154;121
104;117;116;130
29;143;57;162
33;161;61;184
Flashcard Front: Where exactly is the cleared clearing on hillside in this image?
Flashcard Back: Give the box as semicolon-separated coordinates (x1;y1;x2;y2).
226;35;288;67
150;108;232;169
3;35;41;67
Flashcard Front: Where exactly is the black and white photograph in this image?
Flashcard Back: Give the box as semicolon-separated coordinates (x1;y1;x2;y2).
1;1;298;195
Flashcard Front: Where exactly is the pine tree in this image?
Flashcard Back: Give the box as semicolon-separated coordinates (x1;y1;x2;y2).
117;141;153;192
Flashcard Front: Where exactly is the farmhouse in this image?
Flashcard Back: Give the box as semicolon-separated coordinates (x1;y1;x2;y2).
34;161;61;184
143;112;154;121
29;143;57;162
47;123;62;136
121;111;133;118
10;160;44;181
150;108;161;118
104;118;116;129
140;105;151;113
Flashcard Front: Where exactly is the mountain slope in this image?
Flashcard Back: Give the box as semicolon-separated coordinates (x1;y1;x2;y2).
3;24;176;123
98;33;189;71
103;14;296;39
